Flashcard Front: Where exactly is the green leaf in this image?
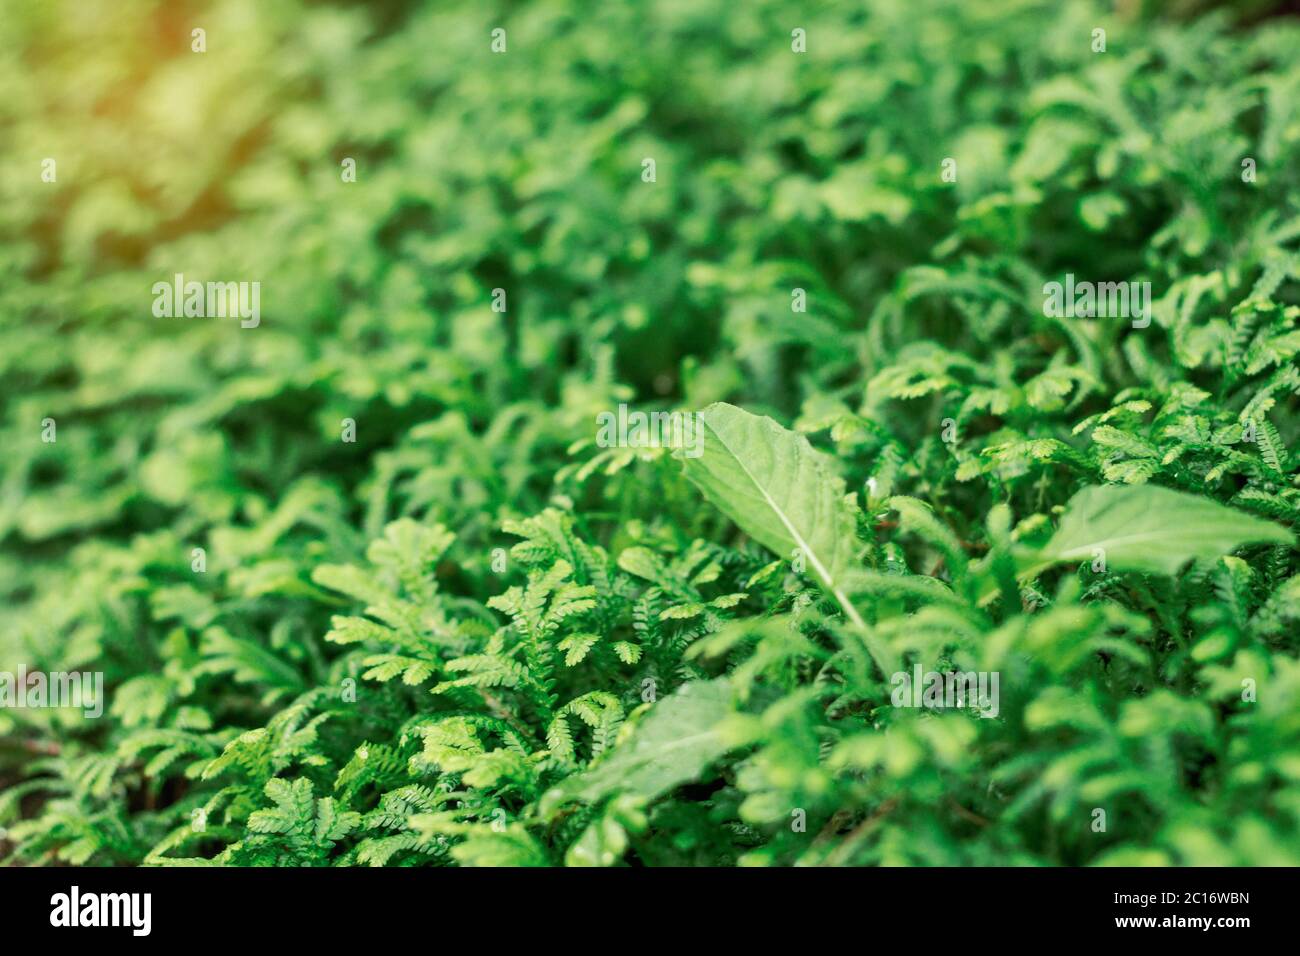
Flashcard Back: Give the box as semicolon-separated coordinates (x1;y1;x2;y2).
1031;484;1293;576
678;403;863;625
541;678;735;813
450;832;548;867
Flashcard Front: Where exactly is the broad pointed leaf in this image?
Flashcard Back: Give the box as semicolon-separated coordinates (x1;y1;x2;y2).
1033;484;1293;576
678;403;862;624
541;678;734;813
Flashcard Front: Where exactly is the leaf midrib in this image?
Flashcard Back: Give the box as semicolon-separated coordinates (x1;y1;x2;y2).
1050;522;1285;560
703;414;865;628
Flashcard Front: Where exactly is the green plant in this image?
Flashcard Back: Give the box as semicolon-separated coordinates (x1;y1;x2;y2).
2;0;1300;867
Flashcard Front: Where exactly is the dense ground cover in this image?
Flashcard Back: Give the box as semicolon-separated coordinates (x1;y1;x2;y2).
2;0;1299;866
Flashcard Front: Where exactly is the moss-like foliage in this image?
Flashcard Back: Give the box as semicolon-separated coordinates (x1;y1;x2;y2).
2;0;1299;866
